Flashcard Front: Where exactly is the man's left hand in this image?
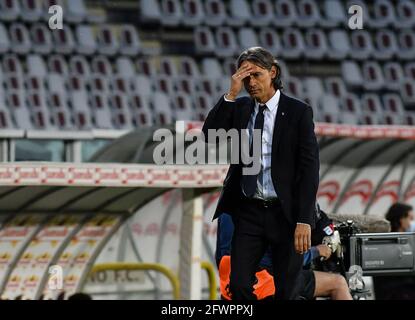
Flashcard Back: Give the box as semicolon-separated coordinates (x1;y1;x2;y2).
294;224;311;254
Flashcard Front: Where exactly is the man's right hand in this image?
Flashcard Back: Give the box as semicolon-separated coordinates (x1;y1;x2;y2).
226;64;254;101
316;244;332;260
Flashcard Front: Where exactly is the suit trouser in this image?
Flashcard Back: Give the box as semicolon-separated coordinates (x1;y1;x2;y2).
229;196;303;300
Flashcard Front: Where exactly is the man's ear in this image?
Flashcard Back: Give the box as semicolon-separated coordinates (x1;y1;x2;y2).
270;65;278;81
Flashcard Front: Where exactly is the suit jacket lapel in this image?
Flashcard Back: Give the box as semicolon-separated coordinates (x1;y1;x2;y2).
272;92;288;151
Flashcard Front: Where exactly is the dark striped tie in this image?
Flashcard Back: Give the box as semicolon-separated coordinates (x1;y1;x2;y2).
241;104;267;197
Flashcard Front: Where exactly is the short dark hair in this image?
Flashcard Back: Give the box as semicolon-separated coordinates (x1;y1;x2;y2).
236;47;283;90
385;202;413;232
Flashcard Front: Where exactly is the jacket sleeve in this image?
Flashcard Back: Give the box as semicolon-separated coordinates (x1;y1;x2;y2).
201;95;236;144
296;105;320;226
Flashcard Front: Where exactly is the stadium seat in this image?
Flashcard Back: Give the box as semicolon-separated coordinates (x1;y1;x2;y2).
65;0;87;23
182;0;204;26
153;75;175;94
321;0;346;28
193;93;213;121
136;58;157;77
140;0;161;23
197;77;219;96
201;58;223;79
27;91;53;130
325;77;347;98
382;111;404;125
362;61;385;91
67;73;86;91
339;93;361;114
397;30;415;60
320;94;341;115
47;54;69;75
327;30;350;60
48;92;73;130
91;56;113;76
30;23;53;55
75;25;97;55
52;27;75;54
0;0;20;21
251;0;275;27
222;58;237;76
193;27;215;55
27;55;47;77
69;56;91;78
361;94;384;117
151;92;173;125
97;25;119;56
400;79;415;106
160;57;179;77
0;102;14;129
394;0;415;29
228;0;251;26
360;112;381;125
0;23;10;53
404;63;415;80
297;0;321;28
285;77;304;98
5;74;24;91
281;28;305;59
350;30;374;60
173;76;198;94
7;91;33;129
238;28;259;51
160;0;183;27
382;94;405;116
404;111;415;125
304;29;328;60
215;27;238;57
131;75;153;97
2;54;23;75
89;74;111;93
342;61;363;88
111;75;131;94
119;25;141;56
204;0;227;27
258;28;281;56
47;74;67;94
115;57;137;79
383;62;405;91
178;57;200;77
20;0;42;22
90;92;113;129
130;93;153;126
69;91;93;130
371;0;396;29
273;0;298;28
303;77;325;101
373;30;398;60
171;92;194;120
9;23;31;54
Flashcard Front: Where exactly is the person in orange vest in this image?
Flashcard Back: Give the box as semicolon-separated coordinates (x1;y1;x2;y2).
216;209;352;300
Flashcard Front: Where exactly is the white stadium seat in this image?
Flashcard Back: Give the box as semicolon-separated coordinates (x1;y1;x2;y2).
383;62;404;91
281;28;305;59
90;92;113;129
30;23;53;55
404;63;415;80
160;0;183;27
273;0;298;28
47;55;69;75
204;0;227;27
238;28;259;52
119;25;141;56
394;0;415;29
182;0;204;26
75;25;97;55
304;29;328;60
96;25;119;56
0;23;10;53
9;23;31;54
259;28;281;56
251;0;275;27
371;0;396;29
171;92;194;120
362;61;385;91
52;27;75;54
373;30;398;60
21;0;42;22
194;27;215;55
327;30;350;60
140;0;161;23
350;30;374;60
65;0;87;23
321;0;346;28
228;0;251;26
91;56;113;76
215;27;238;58
325;77;347;98
0;0;20;21
342;61;363;88
400;80;415;106
297;0;321;28
397;30;415;60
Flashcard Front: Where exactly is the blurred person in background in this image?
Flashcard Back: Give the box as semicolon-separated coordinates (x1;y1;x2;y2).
385;202;415;232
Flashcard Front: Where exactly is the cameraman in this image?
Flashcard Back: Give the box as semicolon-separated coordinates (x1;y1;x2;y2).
216;209;352;300
373;202;415;300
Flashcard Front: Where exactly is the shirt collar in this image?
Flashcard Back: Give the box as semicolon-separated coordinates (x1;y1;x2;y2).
255;89;280;113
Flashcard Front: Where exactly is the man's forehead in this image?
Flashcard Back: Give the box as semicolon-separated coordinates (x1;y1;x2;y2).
240;60;266;71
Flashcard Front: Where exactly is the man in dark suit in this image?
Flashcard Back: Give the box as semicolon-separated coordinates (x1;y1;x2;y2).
202;47;320;300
